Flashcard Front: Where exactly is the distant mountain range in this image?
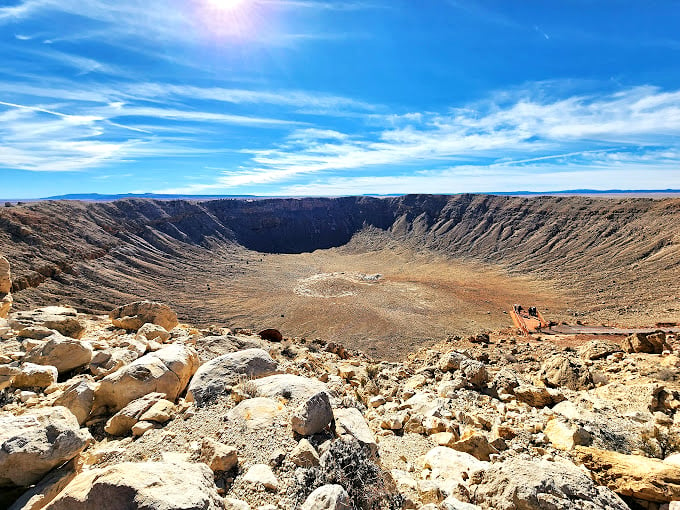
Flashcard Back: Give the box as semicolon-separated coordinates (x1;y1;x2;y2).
42;193;258;201
0;190;678;202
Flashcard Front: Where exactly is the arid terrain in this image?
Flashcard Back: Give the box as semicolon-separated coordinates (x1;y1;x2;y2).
1;194;680;510
0;194;678;359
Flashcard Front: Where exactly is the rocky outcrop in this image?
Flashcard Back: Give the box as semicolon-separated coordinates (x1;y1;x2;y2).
13;362;57;389
423;446;488;483
0;407;91;487
0;255;12;319
53;379;98;425
538;354;594;391
470;457;629;509
10;307;85;339
104;392;170;436
94;344;199;412
333;408;378;456
253;374;329;402
23;333;93;374
186;348;278;406
0;296;677;509
43;461;224;509
621;331;670;354
109;301;179;331
200;438;238;472
291;391;334;436
575;446;680;503
578;339;623;360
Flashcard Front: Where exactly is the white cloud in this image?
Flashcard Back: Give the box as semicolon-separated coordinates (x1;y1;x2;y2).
159;85;680;192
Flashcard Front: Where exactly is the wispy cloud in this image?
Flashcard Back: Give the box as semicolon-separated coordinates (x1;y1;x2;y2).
157;85;680;193
259;0;385;11
0;0;363;51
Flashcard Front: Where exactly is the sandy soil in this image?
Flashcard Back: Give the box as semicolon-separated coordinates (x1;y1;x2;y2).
182;246;572;360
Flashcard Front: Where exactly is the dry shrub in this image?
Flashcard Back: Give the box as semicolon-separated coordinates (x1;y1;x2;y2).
292;438;403;509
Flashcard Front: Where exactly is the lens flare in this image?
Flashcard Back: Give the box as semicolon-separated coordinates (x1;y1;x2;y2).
196;0;262;41
206;0;247;11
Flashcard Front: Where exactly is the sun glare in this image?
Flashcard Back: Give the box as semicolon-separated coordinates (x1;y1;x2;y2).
197;0;261;40
206;0;247;12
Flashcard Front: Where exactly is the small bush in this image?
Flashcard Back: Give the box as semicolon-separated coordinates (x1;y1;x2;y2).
292;438;403;509
280;344;297;359
640;426;680;459
650;368;676;382
591;371;610;386
234;374;258;399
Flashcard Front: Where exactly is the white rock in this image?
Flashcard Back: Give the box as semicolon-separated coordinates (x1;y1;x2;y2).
242;464;278;491
301;484;351;510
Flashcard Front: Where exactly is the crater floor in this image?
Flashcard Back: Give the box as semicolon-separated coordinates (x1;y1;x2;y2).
190;246;571;359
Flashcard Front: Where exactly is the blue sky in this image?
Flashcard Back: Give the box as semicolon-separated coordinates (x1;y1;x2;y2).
1;0;680;198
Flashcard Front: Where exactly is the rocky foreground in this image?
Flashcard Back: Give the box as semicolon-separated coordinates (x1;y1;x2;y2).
1;255;680;510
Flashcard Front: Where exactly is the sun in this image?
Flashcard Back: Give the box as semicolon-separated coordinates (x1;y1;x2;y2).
206;0;247;11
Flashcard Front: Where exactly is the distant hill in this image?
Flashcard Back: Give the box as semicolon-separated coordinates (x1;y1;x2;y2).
42;193;257;201
39;189;680;201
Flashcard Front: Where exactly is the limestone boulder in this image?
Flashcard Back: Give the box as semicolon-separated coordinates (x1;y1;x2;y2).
140;399;175;423
7;458;78;510
43;461;224;509
0;256;11;295
422;447;488;483
575;446;680;503
449;431;498;462
439;351;466;372
109;300;178;331
291;391;334;436
10;306;85;339
226;397;285;429
492;368;520;396
0;364;20;391
104;392;169;436
470;456;628;510
94;343;199;412
538;354;594;391
242;464;278;491
578;340;623;360
290;438;320;467
200;438;238;472
621;332;670;354
89;347;141;378
14;362;57;389
18;326;57;340
301;484;351;510
442;497;481;510
0;406;91;487
186;348;278;406
514;384;565;407
54;379;99;425
0;317;11;338
253;374;329;403
24;333;93;374
333;408;378;456
136;323;171;343
0;293;11;320
544;418;591;450
460;359;488;388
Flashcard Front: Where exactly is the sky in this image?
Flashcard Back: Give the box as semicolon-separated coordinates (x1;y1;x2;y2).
1;0;680;198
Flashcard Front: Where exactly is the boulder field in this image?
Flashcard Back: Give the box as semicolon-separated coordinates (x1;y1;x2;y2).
0;294;679;509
